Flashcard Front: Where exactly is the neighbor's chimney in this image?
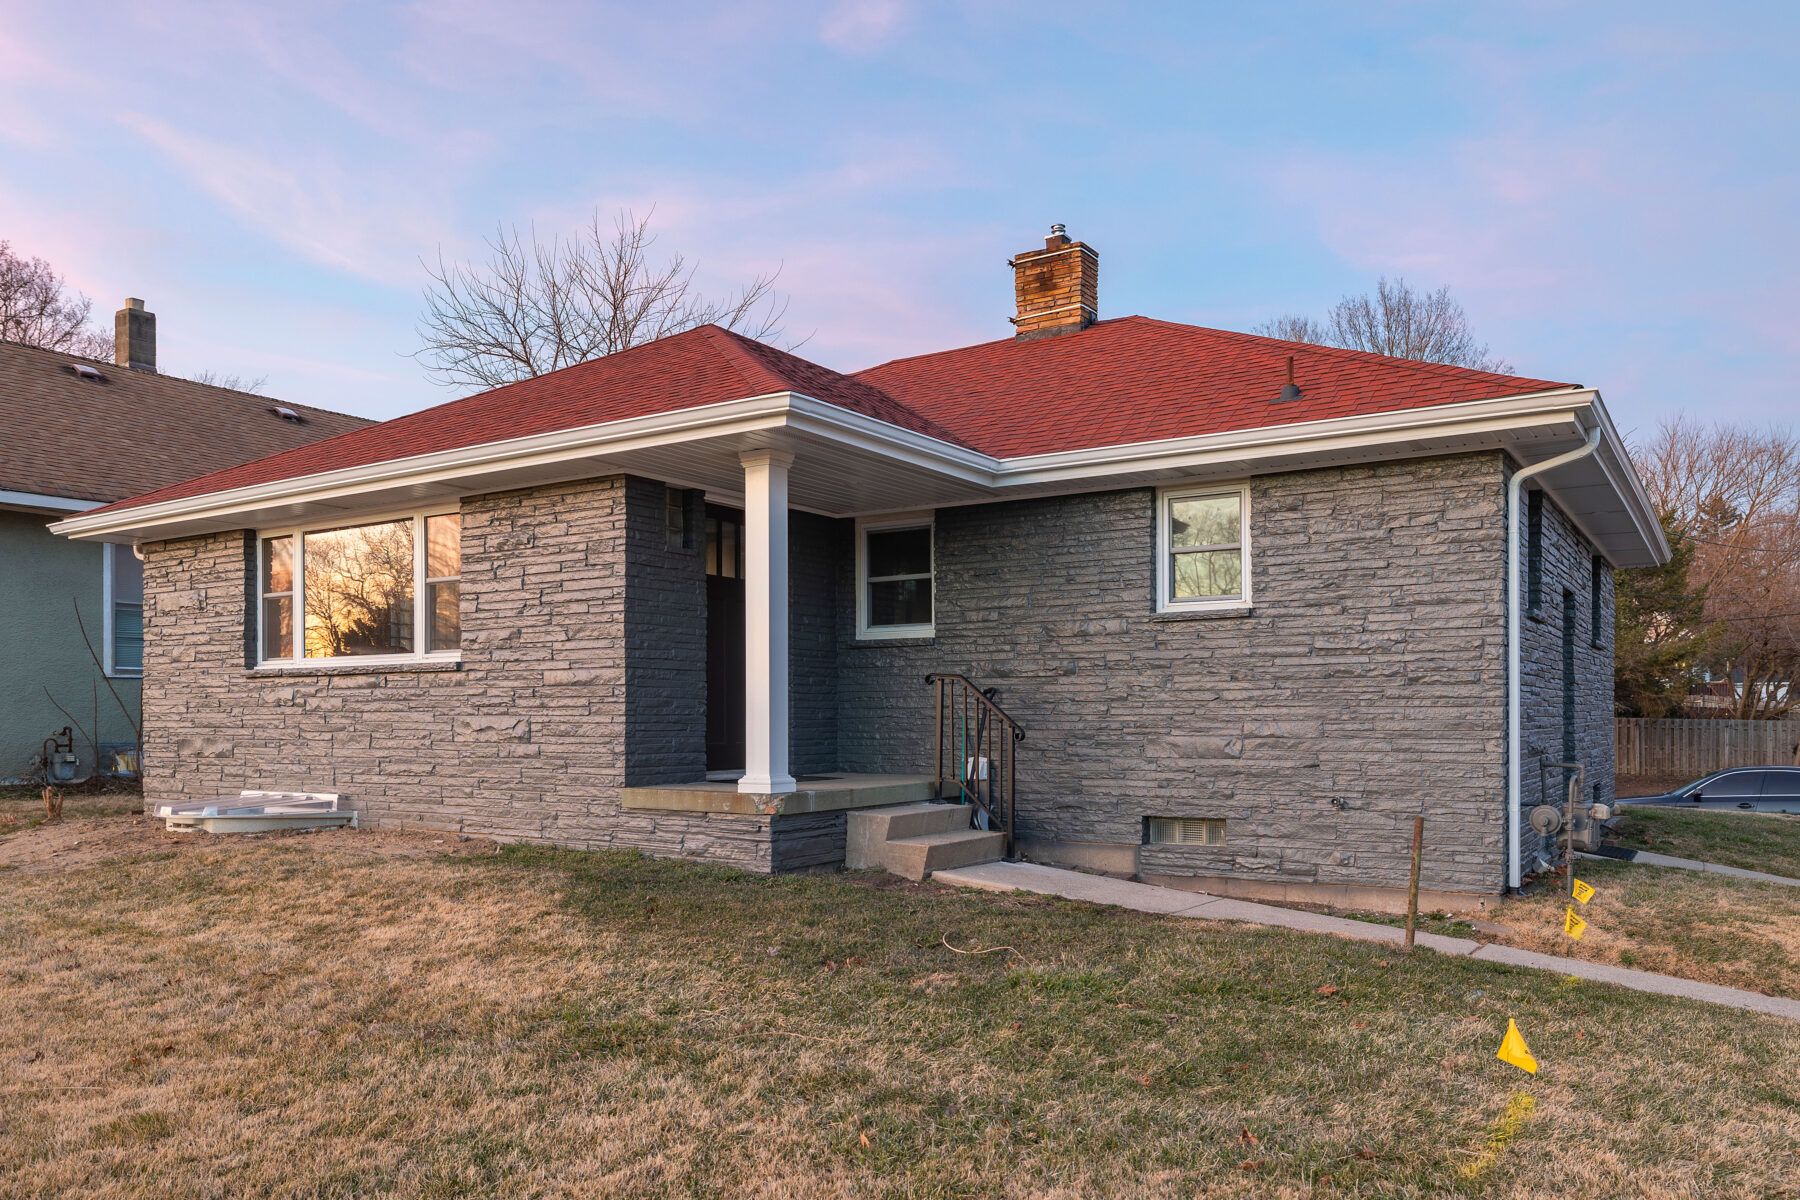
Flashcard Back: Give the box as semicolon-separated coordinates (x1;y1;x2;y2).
1010;224;1098;339
115;297;156;372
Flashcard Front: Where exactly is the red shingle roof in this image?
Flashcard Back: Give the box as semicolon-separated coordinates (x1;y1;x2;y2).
853;316;1571;458
92;326;965;514
89;316;1573;515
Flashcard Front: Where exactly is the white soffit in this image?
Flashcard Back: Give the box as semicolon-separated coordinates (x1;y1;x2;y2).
50;385;1665;567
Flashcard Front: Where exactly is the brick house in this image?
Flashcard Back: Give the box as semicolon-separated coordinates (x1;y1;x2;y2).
53;230;1666;910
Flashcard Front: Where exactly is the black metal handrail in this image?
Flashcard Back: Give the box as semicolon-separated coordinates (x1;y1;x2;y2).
926;673;1025;857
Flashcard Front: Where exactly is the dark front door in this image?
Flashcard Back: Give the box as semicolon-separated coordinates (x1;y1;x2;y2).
705;506;747;773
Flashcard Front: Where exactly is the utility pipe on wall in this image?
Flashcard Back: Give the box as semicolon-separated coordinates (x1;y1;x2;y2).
1506;425;1603;890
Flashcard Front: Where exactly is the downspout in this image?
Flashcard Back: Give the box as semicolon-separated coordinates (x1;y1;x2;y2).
1506;424;1602;890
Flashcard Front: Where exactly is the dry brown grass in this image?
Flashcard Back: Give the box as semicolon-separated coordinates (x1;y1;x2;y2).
2;815;1797;1199
1486;860;1800;999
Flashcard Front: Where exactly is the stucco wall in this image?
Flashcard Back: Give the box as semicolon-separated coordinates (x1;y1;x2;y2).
835;454;1518;895
0;509;140;781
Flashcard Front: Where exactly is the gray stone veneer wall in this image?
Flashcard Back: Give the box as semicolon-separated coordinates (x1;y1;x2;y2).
1516;480;1616;869
836;454;1522;895
789;512;844;778
140;474;791;870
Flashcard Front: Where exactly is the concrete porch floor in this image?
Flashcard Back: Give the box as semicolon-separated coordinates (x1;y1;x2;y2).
620;773;937;818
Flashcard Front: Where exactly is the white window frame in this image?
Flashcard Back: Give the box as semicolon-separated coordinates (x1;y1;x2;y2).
256;503;462;668
102;542;145;678
1155;482;1252;613
855;513;935;640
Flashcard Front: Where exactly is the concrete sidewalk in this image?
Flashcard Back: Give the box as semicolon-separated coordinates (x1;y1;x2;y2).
934;860;1800;1023
1581;849;1800;888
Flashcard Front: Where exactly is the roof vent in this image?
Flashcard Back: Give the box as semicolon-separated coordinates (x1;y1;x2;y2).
269;405;304;423
1274;355;1303;403
68;362;106;382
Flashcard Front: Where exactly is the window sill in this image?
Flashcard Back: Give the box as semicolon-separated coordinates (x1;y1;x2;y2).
846;635;936;649
248;658;464;679
1150;605;1255;623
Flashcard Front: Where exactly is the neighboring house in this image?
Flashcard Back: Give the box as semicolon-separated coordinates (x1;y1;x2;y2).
53;233;1668;909
0;299;370;783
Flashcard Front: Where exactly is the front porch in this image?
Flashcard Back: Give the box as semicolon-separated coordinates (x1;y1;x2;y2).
620;772;935;818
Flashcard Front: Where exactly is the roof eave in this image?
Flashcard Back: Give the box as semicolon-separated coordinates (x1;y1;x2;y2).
51;384;1667;569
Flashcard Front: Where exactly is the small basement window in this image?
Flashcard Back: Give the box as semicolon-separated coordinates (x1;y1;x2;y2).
1146;817;1227;846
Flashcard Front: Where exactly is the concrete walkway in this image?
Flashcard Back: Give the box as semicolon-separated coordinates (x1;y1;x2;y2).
934;860;1800;1023
1580;849;1800;888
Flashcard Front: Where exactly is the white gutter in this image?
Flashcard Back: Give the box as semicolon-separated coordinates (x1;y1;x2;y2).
0;489;102;513
1506;424;1602;890
50;387;1593;544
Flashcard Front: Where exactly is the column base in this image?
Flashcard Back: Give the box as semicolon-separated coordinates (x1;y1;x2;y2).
737;773;798;796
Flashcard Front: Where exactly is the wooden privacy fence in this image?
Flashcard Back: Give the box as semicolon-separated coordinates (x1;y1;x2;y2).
1615;718;1800;777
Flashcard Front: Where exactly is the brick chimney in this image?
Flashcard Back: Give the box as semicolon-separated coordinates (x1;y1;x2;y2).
1010;225;1097;339
115;297;156;372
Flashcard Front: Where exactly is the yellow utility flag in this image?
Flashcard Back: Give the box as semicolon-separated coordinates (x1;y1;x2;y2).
1496;1019;1539;1074
1571;878;1596;905
1563;906;1588;940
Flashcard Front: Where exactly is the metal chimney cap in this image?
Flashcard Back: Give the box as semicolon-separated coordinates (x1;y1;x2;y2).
122;297;145;310
1049;223;1067;238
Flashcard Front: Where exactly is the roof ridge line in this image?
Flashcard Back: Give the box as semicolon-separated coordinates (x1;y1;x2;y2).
698;325;973;448
1130;316;1566;387
696;324;798;398
0;337;376;422
849;316;1145;376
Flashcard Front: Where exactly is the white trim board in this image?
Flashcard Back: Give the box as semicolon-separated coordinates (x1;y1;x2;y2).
50;385;1667;568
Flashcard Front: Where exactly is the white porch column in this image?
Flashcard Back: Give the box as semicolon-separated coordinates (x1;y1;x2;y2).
738;450;796;795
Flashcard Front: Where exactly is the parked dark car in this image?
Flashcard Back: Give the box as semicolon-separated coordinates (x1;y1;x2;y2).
1619;766;1800;814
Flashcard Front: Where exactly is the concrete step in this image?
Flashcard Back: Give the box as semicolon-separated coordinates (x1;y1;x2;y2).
883;829;1007;882
845;802;973;869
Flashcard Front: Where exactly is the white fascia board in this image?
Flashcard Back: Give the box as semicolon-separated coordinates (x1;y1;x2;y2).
54;381;1650;558
1;490;103;513
988;387;1597;486
52;392;805;541
783;394;994;483
1587;394;1670;566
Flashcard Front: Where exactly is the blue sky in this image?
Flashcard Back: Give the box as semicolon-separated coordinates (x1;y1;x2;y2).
2;2;1795;435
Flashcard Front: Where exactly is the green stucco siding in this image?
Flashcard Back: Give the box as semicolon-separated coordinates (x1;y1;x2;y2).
0;510;141;782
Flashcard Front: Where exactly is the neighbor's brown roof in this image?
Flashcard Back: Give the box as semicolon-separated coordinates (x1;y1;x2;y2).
85;317;1572;516
0;340;373;504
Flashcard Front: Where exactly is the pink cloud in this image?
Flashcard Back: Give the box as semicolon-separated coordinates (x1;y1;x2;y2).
122;114;464;287
819;0;909;54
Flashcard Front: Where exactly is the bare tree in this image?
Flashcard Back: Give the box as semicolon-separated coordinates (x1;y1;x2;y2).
1255;276;1512;373
415;210;789;391
1251;313;1328;345
188;369;270;395
1631;416;1800;718
0;240;112;358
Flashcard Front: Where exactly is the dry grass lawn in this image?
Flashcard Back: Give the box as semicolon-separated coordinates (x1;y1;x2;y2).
1610;805;1800;880
1484;860;1800;999
2;812;1798;1199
